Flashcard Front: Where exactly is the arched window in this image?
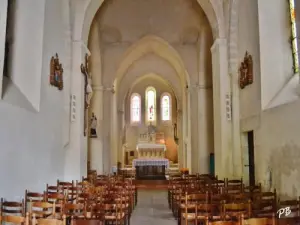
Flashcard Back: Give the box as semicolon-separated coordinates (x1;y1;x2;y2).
145;87;156;123
130;93;141;123
161;93;172;121
289;0;299;73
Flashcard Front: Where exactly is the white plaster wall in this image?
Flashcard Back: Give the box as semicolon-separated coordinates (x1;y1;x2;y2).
238;0;300;198
2;0;45;111
238;0;261;119
258;0;295;110
256;100;300;198
0;0;71;198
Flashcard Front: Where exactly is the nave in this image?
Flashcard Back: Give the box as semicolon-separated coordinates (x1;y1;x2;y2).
130;190;175;225
1;170;300;225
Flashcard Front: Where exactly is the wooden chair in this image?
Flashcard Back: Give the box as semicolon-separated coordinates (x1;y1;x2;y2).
32;213;66;225
45;193;66;214
25;190;45;213
29;201;56;218
0;212;29;225
1;198;25;216
63;203;86;219
241;213;276;225
277;198;300;225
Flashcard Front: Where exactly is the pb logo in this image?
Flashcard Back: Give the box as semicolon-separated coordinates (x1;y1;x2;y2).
277;207;291;218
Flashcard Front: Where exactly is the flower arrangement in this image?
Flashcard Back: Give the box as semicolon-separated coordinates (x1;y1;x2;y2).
180;168;189;175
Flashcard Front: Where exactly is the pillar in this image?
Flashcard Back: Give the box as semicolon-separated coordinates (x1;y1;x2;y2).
197;29;211;174
210;38;233;179
88;20;104;174
89;85;104;174
111;90;118;168
118;109;125;165
65;40;88;180
177;108;183;167
186;89;192;173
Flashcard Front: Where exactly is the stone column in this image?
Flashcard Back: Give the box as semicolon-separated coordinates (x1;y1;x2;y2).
210;38;233;179
176;108;182;167
197;86;212;174
186;89;192;173
65;41;88;180
89;85;104;174
197;29;212;174
111;90;118;168
118;109;125;165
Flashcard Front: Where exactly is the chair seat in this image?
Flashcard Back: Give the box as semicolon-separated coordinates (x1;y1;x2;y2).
104;213;125;220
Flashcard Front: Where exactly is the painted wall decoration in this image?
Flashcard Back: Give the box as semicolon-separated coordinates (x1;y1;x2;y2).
239;51;253;89
49;53;63;90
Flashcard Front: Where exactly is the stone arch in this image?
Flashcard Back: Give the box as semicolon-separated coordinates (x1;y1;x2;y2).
114;35;189;90
74;0;225;43
119;72;180;107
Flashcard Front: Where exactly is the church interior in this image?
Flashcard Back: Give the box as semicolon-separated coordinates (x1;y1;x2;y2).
1;0;300;224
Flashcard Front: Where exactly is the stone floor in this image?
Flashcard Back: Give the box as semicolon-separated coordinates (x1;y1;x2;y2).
131;190;177;225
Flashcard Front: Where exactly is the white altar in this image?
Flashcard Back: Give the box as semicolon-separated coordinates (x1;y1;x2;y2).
136;143;166;158
132;158;169;168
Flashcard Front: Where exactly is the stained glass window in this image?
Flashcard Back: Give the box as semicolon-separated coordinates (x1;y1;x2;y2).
161;93;171;121
146;87;156;122
130;93;141;123
289;0;299;73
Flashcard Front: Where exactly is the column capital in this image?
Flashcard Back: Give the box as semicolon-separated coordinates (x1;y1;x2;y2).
190;84;212;90
211;38;227;52
92;85;115;93
73;40;91;56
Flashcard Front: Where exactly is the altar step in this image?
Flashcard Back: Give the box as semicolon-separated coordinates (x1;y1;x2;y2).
133;179;169;190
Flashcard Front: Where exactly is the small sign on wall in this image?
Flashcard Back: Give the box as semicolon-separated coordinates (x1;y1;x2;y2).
225;94;232;121
71;95;76;122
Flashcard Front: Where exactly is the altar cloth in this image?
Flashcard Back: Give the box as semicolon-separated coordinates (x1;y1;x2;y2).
136;143;166;151
132;158;169;168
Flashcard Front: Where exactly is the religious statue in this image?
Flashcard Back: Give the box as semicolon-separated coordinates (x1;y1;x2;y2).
239;51;253;89
148;122;156;142
81;54;93;136
49;53;63;90
81;54;93;109
90;112;97;138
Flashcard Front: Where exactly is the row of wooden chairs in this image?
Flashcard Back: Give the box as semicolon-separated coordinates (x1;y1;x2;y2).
1;173;137;225
168;173;300;225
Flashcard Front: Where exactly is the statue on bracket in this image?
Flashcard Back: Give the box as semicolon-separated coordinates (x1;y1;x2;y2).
50;53;63;90
239;51;253;89
90;112;98;138
81;53;93;136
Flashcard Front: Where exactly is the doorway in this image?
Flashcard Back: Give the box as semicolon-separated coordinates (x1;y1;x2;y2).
243;131;255;186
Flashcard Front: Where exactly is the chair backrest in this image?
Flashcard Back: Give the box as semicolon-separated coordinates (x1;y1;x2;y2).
32;214;66;225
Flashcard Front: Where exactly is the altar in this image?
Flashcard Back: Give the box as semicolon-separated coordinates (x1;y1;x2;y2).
132;158;169;180
136;143;166;158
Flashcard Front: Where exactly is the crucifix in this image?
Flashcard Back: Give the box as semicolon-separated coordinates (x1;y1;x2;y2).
80;54;93;136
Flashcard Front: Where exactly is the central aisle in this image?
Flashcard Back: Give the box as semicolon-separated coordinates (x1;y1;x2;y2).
130;190;177;225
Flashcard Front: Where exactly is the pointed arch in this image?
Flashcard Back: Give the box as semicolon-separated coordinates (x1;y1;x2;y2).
114;35;190;89
130;93;141;124
161;92;172;122
145;86;156;124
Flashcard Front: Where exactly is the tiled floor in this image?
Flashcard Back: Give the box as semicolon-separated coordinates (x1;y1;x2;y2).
131;190;177;225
